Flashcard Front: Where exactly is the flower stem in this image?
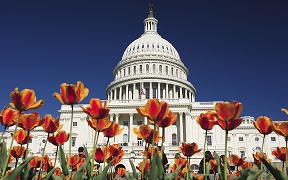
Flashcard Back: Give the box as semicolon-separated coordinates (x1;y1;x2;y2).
54;145;59;167
151;122;156;161
0;126;7;143
91;130;99;176
67;105;74;172
285;137;288;175
1;111;21;179
37;133;49;180
260;134;265;180
103;138;110;168
203;130;207;178
224;122;228;180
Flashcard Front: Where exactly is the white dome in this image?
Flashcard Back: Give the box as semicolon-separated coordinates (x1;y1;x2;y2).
121;33;180;61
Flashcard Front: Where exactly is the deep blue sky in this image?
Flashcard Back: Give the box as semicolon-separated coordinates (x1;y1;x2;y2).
0;1;287;131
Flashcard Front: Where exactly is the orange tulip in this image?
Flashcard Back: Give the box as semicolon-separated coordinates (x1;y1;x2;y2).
29;156;42;168
103;122;124;138
170;157;188;172
136;159;150;174
67;154;80;167
253;116;273;135
18;112;43;131
94;147;105;163
214;101;243;131
81;98;110;120
141;146;158;159
76;158;86;170
54;167;62;176
87;116;112;132
14;129;32;145
196;111;218;130
210;159;218;172
10;88;44;111
241;161;253;169
48;130;69;146
230;154;245;166
117;167;126;177
0;107;18;127
41;114;63;133
53;81;89;105
155;110;177;128
133;124;162;144
10;145;25;158
108;144;124;157
281;108;288;114
179;142;202;157
272;147;286;162
252;152;267;166
273;121;288;138
136;98;169;122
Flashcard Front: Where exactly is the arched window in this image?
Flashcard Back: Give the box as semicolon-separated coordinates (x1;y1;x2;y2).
172;133;177;146
133;66;136;74
145;88;150;99
128;67;130;75
165;66;168;75
153;64;156;73
159;65;162;73
171;67;174;76
123;134;128;146
153;88;157;98
140;65;142;73
146;64;149;73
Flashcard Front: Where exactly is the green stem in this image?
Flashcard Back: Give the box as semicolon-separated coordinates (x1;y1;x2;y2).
285;137;288;175
151;122;156;161
0;126;7;143
224;122;228;180
103;138;110;168
187;157;190;180
37;133;50;180
160;128;165;161
1;111;21;179
91;130;99;176
54;145;59;167
67;105;74;172
260;134;265;180
203;130;207;178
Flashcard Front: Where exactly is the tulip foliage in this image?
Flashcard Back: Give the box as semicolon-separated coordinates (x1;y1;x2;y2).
0;82;288;180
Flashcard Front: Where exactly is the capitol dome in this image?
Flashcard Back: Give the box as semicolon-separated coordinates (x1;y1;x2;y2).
106;3;196;102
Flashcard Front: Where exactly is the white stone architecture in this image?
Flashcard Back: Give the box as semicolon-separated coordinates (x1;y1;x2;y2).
2;3;286;172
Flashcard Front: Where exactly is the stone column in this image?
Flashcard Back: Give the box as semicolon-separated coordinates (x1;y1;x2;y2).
126;84;128;100
144;117;147;125
180;87;183;98
114;88;117;100
158;83;160;99
129;113;134;146
133;83;136;100
115;114;119;143
179;112;183;143
173;85;176;99
119;86;122;100
149;82;152;98
166;83;168;99
185;89;187;99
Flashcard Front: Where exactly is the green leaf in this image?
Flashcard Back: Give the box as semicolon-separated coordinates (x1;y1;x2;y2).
43;167;56;180
129;159;138;179
125;171;137;180
22;166;35;180
155;153;165;179
58;145;69;176
166;164;181;180
214;153;225;180
148;155;158;180
50;174;64;180
0;141;8;171
3;156;33;180
93;160;113;180
261;158;288;180
83;145;92;179
73;154;93;180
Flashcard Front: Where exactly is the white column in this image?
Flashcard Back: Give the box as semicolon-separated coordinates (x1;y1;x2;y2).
126;84;128;100
180;87;183;98
149;82;152;98
115;114;119;143
173;85;176;99
179;112;183;143
114;89;117;100
144;117;147;125
185;113;193;142
133;83;136;100
129;113;134;146
157;83;160;99
141;83;145;100
189;92;192;102
119;86;122;100
185;89;187;99
166;83;168;99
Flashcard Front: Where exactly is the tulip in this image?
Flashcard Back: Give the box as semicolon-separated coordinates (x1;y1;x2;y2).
41;114;63;133
253;116;273;135
81;98;110;120
103;122;124;138
179;142;202;157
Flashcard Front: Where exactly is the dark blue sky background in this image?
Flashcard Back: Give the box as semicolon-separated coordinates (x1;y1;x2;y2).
0;0;287;131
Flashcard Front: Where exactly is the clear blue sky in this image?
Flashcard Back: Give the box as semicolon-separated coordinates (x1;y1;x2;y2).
0;0;287;131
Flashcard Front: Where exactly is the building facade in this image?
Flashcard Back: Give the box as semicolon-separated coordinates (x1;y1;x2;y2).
2;3;285;171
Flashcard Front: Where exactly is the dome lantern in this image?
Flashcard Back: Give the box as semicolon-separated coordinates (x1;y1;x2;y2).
144;3;158;34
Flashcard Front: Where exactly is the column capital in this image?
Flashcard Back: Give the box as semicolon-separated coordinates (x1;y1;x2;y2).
115;113;120;117
129;113;134;117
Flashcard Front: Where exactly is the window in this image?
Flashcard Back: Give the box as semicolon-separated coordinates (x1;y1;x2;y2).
42;139;46;143
171;67;174;76
165;66;168;74
160;89;163;99
137;120;142;125
153;64;156;73
140;65;142;73
133;66;136;74
176;69;178;77
207;135;212;145
239;137;244;142
146;64;149;73
73;122;77;126
123;134;128;146
255;147;261;153
255;137;259;141
172;133;177;146
123;121;128;126
271;137;276;141
128;67;130;75
227;137;231;141
124;69;126;76
72;137;76;147
103;136;108;144
240;151;245;158
145;88;149;99
153;88;157;98
137;137;143;146
159;65;162;73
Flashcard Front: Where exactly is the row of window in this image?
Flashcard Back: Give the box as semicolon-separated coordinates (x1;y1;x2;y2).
116;64;186;79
